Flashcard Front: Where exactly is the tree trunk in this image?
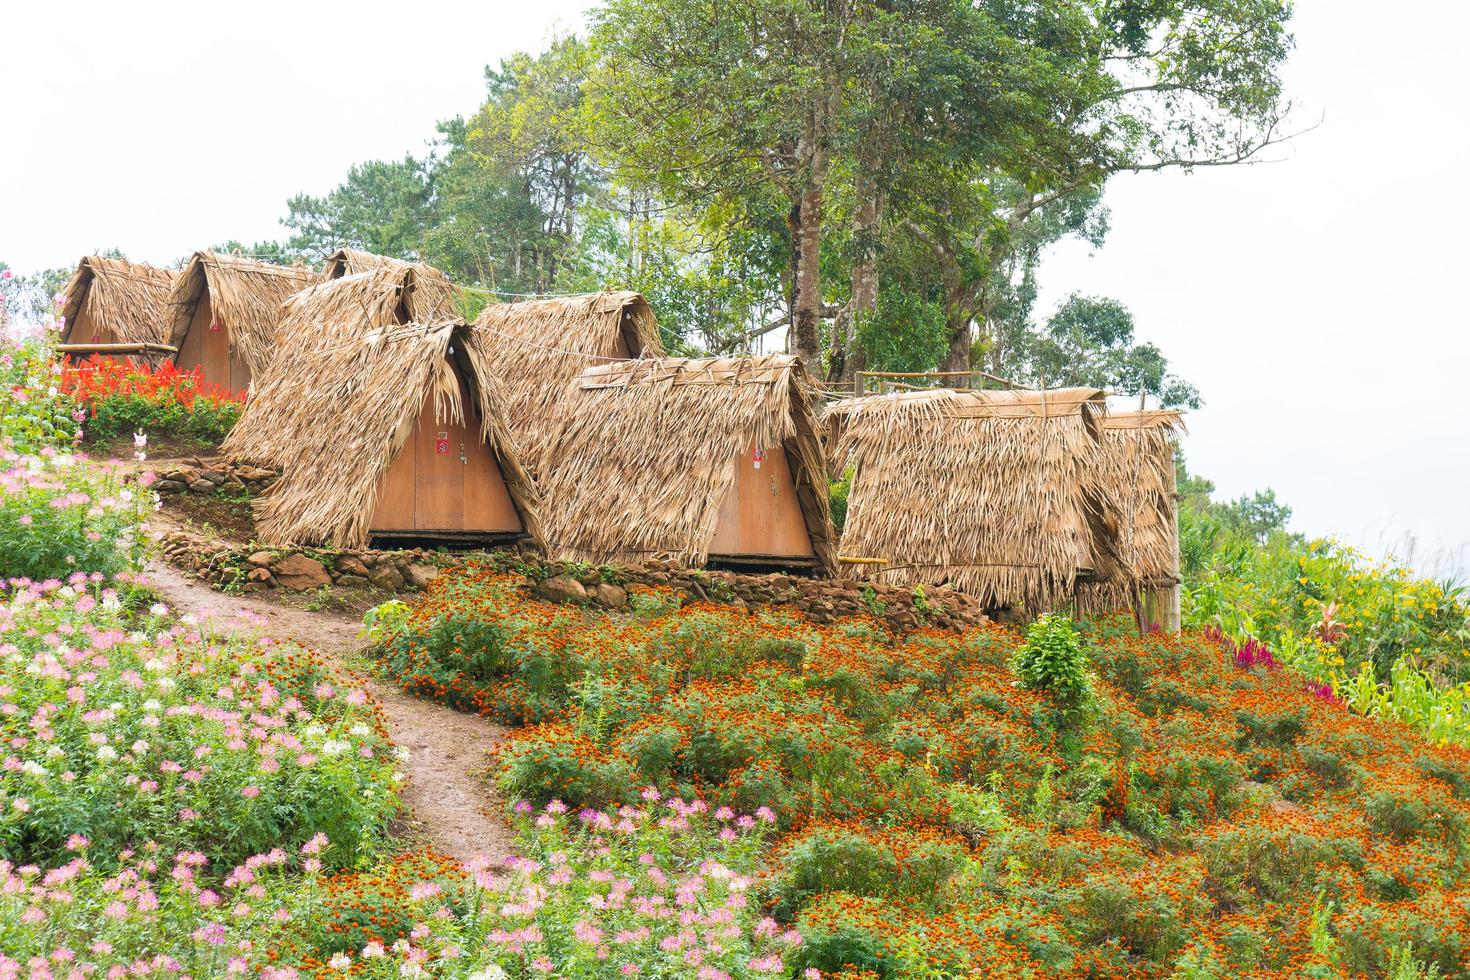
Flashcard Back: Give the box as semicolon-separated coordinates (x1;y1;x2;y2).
941;312;972;373
830;166;882;386
791;181;825;367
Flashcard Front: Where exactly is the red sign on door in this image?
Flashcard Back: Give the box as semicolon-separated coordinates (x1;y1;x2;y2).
435;438;450;455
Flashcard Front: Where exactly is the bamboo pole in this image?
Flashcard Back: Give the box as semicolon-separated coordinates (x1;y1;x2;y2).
56;343;178;355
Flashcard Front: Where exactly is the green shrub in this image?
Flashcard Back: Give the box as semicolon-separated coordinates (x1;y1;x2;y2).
1012;614;1093;710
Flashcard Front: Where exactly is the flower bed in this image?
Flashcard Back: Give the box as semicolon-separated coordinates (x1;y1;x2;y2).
60;355;244;446
367;572;1470;977
0;580;401;871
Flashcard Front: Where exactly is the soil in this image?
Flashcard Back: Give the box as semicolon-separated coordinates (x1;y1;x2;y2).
88;431;215;463
164;491;257;543
143;558;518;872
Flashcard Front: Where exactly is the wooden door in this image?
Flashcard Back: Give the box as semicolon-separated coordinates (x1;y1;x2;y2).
707;444;815;558
369;366;523;535
175;293;237;393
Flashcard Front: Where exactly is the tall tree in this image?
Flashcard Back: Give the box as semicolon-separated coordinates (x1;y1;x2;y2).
584;0;858;366
281;156;435;261
1011;293;1201;407
904;0;1296;370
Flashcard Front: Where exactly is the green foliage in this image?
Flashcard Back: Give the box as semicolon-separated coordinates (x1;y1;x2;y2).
828;468;852;534
82;390;240;444
1011;614;1092;709
1008;293;1202;408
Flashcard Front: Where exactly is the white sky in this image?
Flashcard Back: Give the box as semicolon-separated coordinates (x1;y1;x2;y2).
4;0;1466;576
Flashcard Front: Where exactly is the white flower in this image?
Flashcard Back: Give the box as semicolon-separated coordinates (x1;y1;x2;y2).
467;967;508;980
148;603;168;618
304;725;325;740
350;724;370;737
132;741;149;754
321;739;349;757
156;678;176;692
143;699;162;712
361;942;385;959
96;746;118;763
181;614;198;626
328;954;352;971
45;746;65;759
134;431;148;448
21;761;46;777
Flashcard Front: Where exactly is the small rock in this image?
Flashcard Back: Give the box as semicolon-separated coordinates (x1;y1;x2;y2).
534;574;587;604
369;566;405;592
152;479;186;494
240;582;268;594
335;574;371;589
246;567;274;584
187;479;215;493
405;564;440;590
272;553;331;590
247;551;274;567
595;583;628;610
336;556;370;578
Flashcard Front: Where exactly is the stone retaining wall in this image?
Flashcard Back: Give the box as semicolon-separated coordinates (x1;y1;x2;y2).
516;557;989;632
151;459;276;496
159;531;443;594
158;533;989;631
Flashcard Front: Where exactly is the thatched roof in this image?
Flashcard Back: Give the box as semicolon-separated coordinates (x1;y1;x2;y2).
536;354;834;570
1097;410;1186;587
826;386;1125;611
58;256;176;347
322;248;461;321
222;267;451;465
224;314;543;550
472;292;662;477
164;252;320;377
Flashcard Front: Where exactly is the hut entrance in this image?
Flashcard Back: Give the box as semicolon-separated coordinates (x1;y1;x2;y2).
175;293;250;393
370;364;523;541
707;444;815;562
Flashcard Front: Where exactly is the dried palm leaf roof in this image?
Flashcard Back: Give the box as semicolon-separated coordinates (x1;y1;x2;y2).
536;354;835;571
471;291;663;477
224;313;543;550
164;252;321;377
322;248;461;321
223;267;452;464
1097;410;1186;586
58;256;176;347
825;386;1126;611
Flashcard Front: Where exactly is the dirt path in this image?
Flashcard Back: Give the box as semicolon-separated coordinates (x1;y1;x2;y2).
143;559;517;872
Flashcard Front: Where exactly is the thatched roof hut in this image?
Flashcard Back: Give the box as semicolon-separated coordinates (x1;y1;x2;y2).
57;256;177;361
164;252;320;393
825;386;1124;612
537;354;834;571
322;248;461;321
472;292;662;476
224;312;543;550
1078;409;1187;625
